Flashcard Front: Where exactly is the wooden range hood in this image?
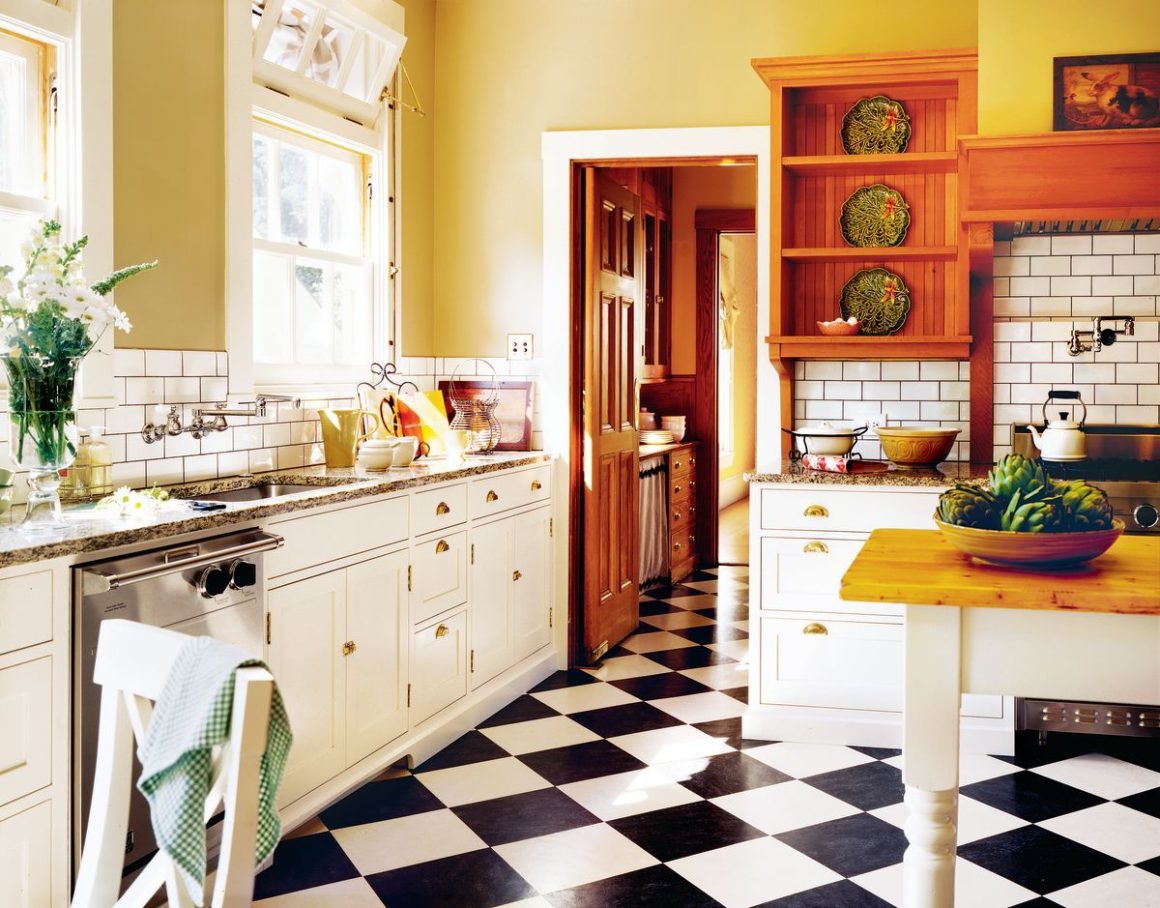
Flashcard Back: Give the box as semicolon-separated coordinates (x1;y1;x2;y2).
957;127;1160;462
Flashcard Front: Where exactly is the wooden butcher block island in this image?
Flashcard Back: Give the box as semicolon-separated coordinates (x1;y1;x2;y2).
840;530;1160;907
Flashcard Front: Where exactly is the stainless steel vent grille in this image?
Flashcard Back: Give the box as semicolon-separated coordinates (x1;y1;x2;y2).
1019;698;1160;739
1013;219;1159;235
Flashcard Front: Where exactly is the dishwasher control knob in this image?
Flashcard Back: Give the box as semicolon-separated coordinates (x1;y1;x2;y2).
229;559;258;590
1134;504;1159;529
197;566;230;598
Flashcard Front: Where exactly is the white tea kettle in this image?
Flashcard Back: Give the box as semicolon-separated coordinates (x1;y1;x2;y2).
1026;390;1087;461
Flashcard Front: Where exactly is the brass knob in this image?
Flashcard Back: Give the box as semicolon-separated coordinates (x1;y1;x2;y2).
531;479;542;491
803;504;829;518
674;460;682;469
673;484;682;494
803;541;829;554
435;624;449;638
342;640;357;655
802;622;828;636
435;539;450;554
673;511;682;520
689;535;695;544
690;457;696;466
673;542;682;551
436;501;450;516
513;569;522;581
486;490;499;502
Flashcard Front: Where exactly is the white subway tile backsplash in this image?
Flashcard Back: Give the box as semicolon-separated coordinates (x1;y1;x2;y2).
1092;275;1135;296
146;458;184;486
1095;384;1137;405
145;350;183;375
1009;341;1053;362
1114;254;1154;275
1029;256;1070;276
900;381;939;401
994;256;1029;276
1113;296;1157;317
995;363;1031;384
1136;235;1160;254
1011;383;1051;405
994;322;1031;342
114;349;145;377
1011;236;1050;256
1116;363;1159;384
201;377;228;403
921;400;959;420
804;400;844;420
862;381;901;400
939;381;969;401
823;381;861;400
994;297;1030;317
1030;297;1074;318
1049;276;1091;296
183;351;217;376
842;362;880;381
880;361;920;380
1136;275;1160;295
1139;342;1160;362
1071;255;1112;276
1051;236;1092;256
184;454;217;482
1031;363;1072;383
1073;363;1116;384
796;380;823;400
123;376;165;406
164;431;200;459
1072;296;1111;316
1116;405;1159;423
164;376;201;403
1093;235;1135;254
1011;276;1052;296
804;361;843;381
264;423;291;447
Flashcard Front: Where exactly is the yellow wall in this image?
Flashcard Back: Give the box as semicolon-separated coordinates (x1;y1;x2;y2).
719;233;757;481
669;165;756;374
978;0;1160;134
113;0;224;350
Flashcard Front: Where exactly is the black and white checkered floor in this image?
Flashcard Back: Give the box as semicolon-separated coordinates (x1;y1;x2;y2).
254;566;1160;907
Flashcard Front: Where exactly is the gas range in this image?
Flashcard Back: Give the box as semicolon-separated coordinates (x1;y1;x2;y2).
1013;424;1160;534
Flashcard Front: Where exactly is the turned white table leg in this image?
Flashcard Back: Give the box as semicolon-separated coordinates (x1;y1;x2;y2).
903;605;963;908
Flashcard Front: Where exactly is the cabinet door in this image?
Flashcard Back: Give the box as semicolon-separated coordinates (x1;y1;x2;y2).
411;531;469;626
410;611;468;725
267;572;346;807
346;552;409;764
469;518;514;689
0;656;52;809
512;508;552;662
0;800;51;908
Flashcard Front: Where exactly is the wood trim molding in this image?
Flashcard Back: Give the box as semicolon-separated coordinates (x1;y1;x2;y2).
695;209;757;232
753;47;977;85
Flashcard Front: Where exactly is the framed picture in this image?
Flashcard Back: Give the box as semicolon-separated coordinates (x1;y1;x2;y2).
438;380;534;451
1054;53;1160;131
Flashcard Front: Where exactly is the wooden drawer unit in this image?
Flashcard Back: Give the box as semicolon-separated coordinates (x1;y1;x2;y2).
412;483;467;537
0;571;52;656
669;469;696;504
0;656;52;808
411;531;469;625
410;610;468;725
670;449;696;477
268;496;409;577
670;499;695;532
759;487;938;534
470;464;551;519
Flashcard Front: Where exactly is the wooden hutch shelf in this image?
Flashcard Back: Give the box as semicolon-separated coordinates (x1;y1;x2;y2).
782;245;957;262
783;151;957;175
767;335;972;360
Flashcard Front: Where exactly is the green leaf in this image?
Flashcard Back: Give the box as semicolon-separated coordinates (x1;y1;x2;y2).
91;260;158;296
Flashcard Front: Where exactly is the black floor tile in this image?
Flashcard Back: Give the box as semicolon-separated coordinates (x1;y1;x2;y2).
413;730;509;772
365;849;535;908
1008;900;1064;908
756;879;894;907
477;694;562;729
667;750;791;799
647;583;703;599
517;739;648;786
319;774;443;829
851;745;902;760
641;646;735;671
669;623;750;645
776;813;907;877
694;603;748;622
610;670;714;699
569;701;684;738
608;801;764;862
546;863;723;908
452;786;600;846
958;826;1125;895
530;669;601;692
722;685;748;703
253;832;360;900
638;599;683;617
685;569;719;582
1139;854;1160;877
1117;786;1160;819
692;716;770;750
960;770;1105;823
804;760;903;811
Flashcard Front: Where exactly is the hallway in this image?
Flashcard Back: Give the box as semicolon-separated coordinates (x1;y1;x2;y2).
718;497;749;566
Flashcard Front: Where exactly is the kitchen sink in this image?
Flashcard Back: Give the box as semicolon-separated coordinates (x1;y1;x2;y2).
188;483;321;503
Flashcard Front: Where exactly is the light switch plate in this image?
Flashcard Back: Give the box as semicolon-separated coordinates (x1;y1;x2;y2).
508;334;533;360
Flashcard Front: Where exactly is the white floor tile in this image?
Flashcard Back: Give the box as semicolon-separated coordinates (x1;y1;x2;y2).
1049;866;1160;908
479;715;601;755
330;808;486;875
745;742;875;779
664;594;720;611
1039;801;1160;864
852;857;1037;908
1030;753;1160;800
650;691;748;724
494;824;658;893
870;794;1029;845
730;619;750;632
678;663;751;691
705;639;750;662
711;780;860;835
640;610;717;630
680;579;719;594
416;757;551;807
619;630;698;654
669;836;841;907
582;654;672;682
883;752;1022;786
558;767;703;821
254;877;384;907
495;898;554;908
530;682;639;714
283;817;328;839
609;724;734;766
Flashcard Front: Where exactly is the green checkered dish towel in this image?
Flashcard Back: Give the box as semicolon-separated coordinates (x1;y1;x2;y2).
137;635;292;905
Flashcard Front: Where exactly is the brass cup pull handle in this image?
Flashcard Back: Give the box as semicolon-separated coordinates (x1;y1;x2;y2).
802;622;828;636
342;640;357;655
803;541;829;554
435;624;450;638
512;569;522;581
803;504;829;518
436;501;451;516
435;539;450;554
531;479;542;491
486;490;499;502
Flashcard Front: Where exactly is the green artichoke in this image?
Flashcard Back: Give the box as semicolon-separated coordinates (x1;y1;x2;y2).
1000;488;1063;533
937;483;1000;529
988;453;1050;504
1053;479;1114;531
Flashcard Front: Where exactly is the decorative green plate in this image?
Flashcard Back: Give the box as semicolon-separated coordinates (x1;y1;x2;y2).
841;96;912;155
839;268;911;335
840;184;910;247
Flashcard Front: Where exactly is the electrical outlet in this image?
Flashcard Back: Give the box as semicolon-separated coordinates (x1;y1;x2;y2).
865;412;890;432
508;333;533;361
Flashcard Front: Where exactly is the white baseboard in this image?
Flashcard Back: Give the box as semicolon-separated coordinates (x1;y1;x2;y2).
719;475;749;509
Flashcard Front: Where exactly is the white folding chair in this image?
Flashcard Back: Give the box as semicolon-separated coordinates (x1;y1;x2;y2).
72;619;275;908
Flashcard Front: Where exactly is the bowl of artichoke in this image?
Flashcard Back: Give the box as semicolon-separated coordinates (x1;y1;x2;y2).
934;454;1125;568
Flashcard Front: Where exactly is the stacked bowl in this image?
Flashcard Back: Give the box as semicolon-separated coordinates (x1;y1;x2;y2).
661;415;687;441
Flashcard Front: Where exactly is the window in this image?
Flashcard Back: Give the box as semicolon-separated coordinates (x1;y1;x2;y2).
251;120;377;383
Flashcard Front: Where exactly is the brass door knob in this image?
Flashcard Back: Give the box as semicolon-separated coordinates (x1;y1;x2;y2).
486;490;499;502
342;640;357;655
435;624;450;638
512;569;523;581
803;504;829;518
803;541;829;554
802;622;828;636
435;539;450;554
436;501;451;516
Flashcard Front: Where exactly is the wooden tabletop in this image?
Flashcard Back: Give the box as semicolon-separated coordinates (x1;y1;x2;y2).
841;529;1160;616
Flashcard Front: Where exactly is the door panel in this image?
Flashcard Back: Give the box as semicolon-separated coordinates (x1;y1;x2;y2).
470;519;515;688
513;507;552;661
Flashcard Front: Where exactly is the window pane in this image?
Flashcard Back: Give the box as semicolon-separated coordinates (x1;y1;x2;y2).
0;34;44;197
294;260;331;364
279;143;309;244
309;15;356;88
252;134;270;240
263;0;315;70
333;263;371;365
0;206;39;275
253;250;293;363
317;154;361;255
344;34;384;102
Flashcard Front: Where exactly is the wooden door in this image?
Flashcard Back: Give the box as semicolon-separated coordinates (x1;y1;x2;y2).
266;571;346;806
582;169;642;663
346;551;409;764
513;506;552;661
470;517;515;688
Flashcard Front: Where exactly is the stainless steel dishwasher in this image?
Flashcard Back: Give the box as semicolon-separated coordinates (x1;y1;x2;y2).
73;527;283;885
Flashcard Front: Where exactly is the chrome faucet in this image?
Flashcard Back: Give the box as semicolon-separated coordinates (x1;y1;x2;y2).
141;394;301;443
195;394;301;420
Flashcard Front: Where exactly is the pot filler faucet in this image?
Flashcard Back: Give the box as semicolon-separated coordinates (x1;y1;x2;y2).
141;394;301;443
1068;315;1134;357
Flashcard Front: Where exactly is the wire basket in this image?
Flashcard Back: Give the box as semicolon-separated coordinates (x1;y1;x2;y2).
447;359;502;453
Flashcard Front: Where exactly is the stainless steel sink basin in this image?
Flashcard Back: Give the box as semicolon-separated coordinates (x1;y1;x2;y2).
190;483;320;503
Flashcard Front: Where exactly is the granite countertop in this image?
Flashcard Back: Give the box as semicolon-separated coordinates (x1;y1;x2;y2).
0;452;552;569
746;460;991;488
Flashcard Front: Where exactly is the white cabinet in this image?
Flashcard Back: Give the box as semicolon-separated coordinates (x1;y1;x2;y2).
411;531;469;625
410;610;468;724
0;799;52;908
512;508;552;662
0;656;53;808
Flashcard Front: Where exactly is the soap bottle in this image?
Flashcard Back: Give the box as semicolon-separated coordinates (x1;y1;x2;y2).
84;426;113;499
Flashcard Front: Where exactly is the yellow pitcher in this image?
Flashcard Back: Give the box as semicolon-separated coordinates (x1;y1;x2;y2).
318;408;379;468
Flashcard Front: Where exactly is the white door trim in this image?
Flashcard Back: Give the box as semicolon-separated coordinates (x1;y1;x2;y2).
541;126;774;665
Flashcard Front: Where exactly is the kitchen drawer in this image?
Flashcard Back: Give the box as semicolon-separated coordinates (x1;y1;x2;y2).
268;496;409;577
412;484;467;537
411;531;469;625
0;571;52;656
0;799;51;908
670;449;696;477
671;528;696;565
759;535;864;602
669;470;696;502
670;499;695;532
759;616;903;713
0;656;52;808
759;487;938;533
470;465;551;519
410;610;467;724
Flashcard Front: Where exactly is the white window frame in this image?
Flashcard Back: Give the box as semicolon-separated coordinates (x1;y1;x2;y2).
0;0;116;408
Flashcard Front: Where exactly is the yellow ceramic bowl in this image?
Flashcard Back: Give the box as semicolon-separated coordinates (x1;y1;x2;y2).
934;518;1125;569
876;426;960;468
